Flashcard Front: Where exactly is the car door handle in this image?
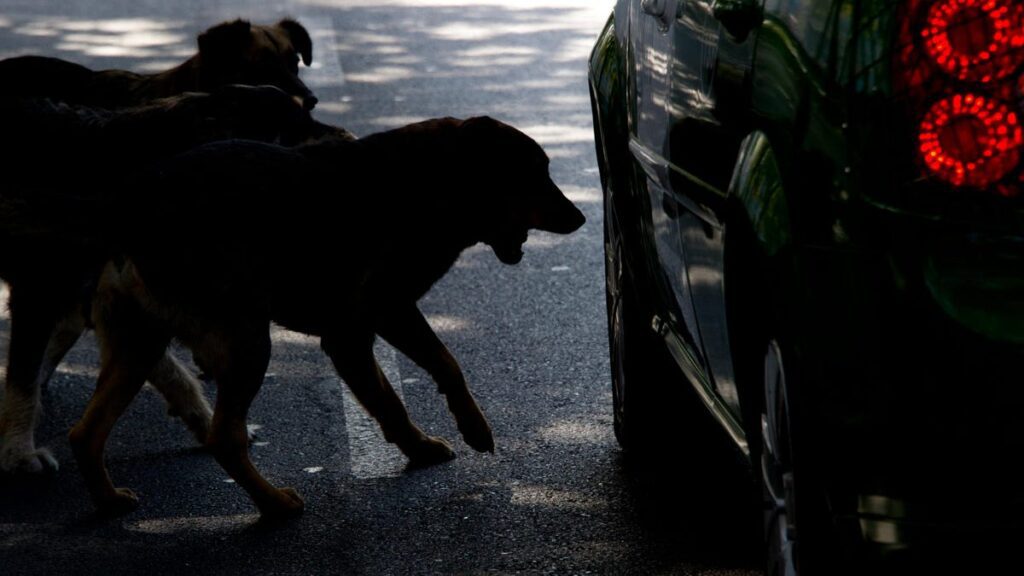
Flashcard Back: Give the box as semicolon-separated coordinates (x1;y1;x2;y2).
641;0;667;16
641;0;674;31
712;0;763;42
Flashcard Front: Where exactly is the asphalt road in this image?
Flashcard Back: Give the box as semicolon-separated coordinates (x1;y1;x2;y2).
0;1;762;574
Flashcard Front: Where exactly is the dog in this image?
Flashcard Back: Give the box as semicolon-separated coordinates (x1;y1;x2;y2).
2;88;333;165
0;16;344;474
44;116;585;520
0;19;318;110
0;84;351;475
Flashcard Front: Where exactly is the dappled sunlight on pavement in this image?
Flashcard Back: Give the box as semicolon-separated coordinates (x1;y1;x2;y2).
0;2;763;574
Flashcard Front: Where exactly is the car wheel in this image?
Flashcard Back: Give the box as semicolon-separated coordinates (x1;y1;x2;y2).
606;202;656;451
758;337;839;575
603;190;682;456
761;339;798;576
604;192;725;466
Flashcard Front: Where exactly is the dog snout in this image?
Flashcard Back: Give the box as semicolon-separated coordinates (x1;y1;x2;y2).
553;201;586;234
532;195;586;234
532;181;586;234
565;203;586;232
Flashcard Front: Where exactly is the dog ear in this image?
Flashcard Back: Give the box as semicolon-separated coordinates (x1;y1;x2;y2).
278;19;313;66
198;19;253;62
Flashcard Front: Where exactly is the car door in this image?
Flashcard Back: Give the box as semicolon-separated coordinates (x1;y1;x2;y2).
666;0;760;422
627;0;707;365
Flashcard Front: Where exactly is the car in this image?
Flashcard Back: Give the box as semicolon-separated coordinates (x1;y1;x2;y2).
588;0;1024;574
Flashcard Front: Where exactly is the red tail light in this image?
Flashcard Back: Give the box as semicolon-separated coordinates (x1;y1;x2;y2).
896;0;1024;193
919;93;1022;188
921;0;1024;84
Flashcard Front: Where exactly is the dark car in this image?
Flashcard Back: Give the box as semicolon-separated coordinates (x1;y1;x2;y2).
588;0;1024;573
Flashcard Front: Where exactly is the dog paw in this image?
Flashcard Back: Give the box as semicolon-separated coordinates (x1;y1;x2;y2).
97;487;140;517
257;487;305;523
405;436;457;469
0;445;59;475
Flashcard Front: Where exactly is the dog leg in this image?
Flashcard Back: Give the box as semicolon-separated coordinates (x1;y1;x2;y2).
147;353;213;445
322;330;457;468
69;290;169;516
200;327;303;522
0;289;69;474
377;304;494;453
36;311;87;392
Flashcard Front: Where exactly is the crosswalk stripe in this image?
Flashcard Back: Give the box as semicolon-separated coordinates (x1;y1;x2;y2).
336;340;408;479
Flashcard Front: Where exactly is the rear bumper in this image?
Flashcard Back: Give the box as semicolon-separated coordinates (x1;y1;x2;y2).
842;505;1024;573
785;207;1024;566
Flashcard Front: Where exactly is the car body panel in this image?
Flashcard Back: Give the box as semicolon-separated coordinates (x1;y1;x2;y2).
629;0;709;363
592;0;859;459
591;0;1024;565
665;0;754;422
730;132;792;258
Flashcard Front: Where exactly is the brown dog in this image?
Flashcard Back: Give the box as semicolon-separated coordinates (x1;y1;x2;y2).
0;17;326;475
0;87;347;477
51;117;585;520
0;19;317;110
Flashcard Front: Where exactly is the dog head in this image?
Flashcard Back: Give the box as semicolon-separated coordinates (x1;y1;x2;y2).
189;84;319;144
456;116;586;264
196;19;318;111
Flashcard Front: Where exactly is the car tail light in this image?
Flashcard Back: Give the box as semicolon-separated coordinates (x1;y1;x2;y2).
919;93;1022;188
895;0;1024;195
921;0;1024;84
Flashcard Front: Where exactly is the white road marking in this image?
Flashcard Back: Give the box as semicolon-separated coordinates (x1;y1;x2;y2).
268;326;411;481
0;282;7;381
0;281;8;320
310;340;408;480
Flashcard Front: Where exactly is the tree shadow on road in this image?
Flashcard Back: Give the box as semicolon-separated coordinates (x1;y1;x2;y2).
0;2;763;574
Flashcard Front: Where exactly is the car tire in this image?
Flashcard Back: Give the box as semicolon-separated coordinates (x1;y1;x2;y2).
604;191;736;478
757;337;838;576
760;339;799;576
605;221;677;457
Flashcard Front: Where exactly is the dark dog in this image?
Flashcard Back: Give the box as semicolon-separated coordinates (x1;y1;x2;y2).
55;117;585;520
0;19;318;110
0;84;350;475
0;17;343;474
3;87;326;165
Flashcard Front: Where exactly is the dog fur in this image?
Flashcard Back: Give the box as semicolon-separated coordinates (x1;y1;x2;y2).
55;116;585;520
0;17;333;474
0;19;318;110
0;83;349;475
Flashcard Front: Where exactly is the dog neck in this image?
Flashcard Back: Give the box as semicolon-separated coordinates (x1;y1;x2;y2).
131;56;202;100
304;129;483;220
